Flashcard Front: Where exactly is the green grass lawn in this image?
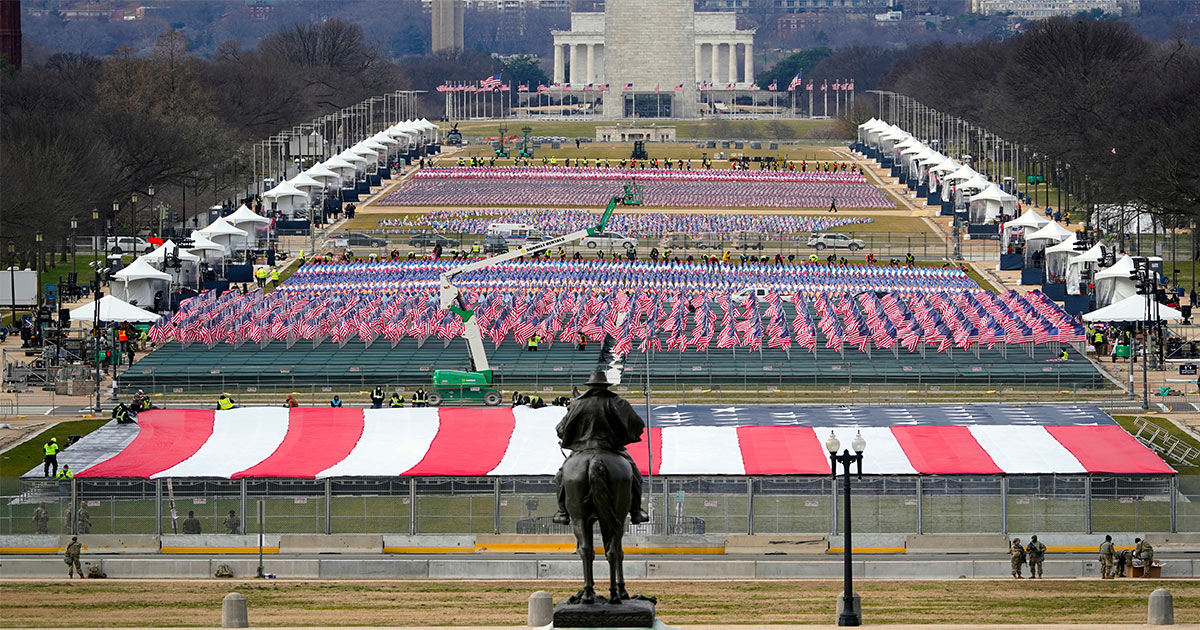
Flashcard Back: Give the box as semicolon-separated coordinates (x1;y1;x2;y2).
0;418;108;495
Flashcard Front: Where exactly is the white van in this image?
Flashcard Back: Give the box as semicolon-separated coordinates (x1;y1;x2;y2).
486;223;544;240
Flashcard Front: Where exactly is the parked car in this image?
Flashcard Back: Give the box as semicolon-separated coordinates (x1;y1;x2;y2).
807;232;865;251
733;231;764;250
408;233;460;248
731;286;793;304
483;235;509;254
332;232;387;248
581;232;637;251
105;237;154;254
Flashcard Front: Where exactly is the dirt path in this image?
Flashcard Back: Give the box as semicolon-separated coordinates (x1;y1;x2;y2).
1;579;1196;627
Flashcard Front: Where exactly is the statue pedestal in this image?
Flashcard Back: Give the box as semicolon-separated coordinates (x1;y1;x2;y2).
551;599;673;629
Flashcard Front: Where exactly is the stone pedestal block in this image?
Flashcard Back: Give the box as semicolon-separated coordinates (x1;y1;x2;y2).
553;598;654;628
221;592;249;628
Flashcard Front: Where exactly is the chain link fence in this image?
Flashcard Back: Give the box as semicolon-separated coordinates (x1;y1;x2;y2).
1;474;1189;536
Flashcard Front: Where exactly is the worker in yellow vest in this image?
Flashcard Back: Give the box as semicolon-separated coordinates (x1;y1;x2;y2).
217;393;236;410
269;268;280;288
254;267;268;289
43;438;60;478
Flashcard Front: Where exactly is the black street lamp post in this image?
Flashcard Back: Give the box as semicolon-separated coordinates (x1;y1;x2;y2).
70;216;78;277
92;207;104;413
34;232;43;307
826;430;866;627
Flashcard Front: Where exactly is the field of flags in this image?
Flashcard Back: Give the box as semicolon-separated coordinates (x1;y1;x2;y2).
381;167;893;209
374;209;872;240
148;260;1084;354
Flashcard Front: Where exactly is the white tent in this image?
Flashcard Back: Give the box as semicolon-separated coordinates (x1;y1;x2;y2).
263;182;309;218
185;231;226;262
968;184;1018;224
141;241;200;289
1001;209;1051;253
142;240;200;264
70;295;161;323
110;258;171;308
1026;221;1073;244
1007;209;1051;229
196;217;248;253
1094;255;1138;307
304;165;342;188
321;156;357;181
289;172;325;193
1066;243;1106;295
226;205;272;249
1083;294;1182;323
944;164;978;184
1044;235;1079;283
1023;222;1073;268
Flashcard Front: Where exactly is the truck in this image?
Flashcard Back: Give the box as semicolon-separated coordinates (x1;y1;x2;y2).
427;187;632;406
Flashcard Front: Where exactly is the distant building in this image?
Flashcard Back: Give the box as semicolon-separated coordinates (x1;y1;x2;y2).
432;0;465;53
773;0;890;13
422;0;569;9
596;124;677;142
971;0;1139;18
777;13;821;35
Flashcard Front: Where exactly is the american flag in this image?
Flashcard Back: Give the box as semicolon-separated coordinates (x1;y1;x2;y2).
832;81;841;91
583;83;593;91
536;83;548;93
788;72;803;91
480;73;503;90
820;81;827;91
768;81;778;91
806;81;814;91
436;83;450;93
623;83;633;91
518;83;529;92
674;84;684;91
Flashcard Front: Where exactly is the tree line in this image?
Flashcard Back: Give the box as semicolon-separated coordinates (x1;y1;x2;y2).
880;16;1199;235
0;19;545;277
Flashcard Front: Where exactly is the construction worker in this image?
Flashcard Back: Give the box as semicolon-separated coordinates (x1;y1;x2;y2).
56;465;73;481
330;394;343;407
1099;534;1116;579
1060;349;1070;360
43;438;60;478
412;388;428;408
216;393;236;410
1025;535;1046;579
111;401;136;424
558;246;566;260
1010;538;1026;578
269;267;280;288
389;391;405;408
527;334;540;352
370;386;385;409
254;266;268;289
809;253;819;263
471;243;481;255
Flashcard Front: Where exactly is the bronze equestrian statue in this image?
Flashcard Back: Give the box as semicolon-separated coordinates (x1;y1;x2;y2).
553;369;650;606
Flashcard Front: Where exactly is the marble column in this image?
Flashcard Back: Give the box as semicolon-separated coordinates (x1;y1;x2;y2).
695;44;703;86
710;42;720;85
554;44;564;85
728;42;738;87
569;43;582;86
586;43;596;85
743;41;753;87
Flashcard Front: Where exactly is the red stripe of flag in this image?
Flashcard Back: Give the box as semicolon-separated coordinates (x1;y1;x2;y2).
737;426;830;475
78;410;214;478
403;408;516;476
1045;425;1175;474
891;426;1003;474
233;408;366;479
627;427;662;476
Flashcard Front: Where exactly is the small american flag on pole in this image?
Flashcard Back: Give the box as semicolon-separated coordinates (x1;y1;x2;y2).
623;83;633;91
787;72;803;91
480;73;503;90
768;81;778;91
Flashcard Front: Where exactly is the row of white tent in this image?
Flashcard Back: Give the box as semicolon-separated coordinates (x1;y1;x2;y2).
857;118;1017;224
262;119;440;218
106;206;273;309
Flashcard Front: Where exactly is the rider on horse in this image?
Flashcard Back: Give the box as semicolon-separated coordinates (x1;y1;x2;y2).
552;370;650;526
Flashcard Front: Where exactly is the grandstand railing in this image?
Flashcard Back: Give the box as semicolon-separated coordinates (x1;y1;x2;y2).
3;474;1189;537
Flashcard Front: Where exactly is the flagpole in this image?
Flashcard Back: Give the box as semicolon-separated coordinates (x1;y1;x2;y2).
645;338;653;526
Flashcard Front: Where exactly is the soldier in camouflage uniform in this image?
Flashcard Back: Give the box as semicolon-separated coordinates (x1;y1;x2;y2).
1025;535;1046;579
224;510;241;535
1099;535;1115;579
1009;538;1026;579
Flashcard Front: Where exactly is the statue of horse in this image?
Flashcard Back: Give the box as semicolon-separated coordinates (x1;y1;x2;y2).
560;448;633;605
